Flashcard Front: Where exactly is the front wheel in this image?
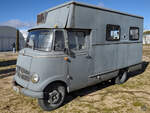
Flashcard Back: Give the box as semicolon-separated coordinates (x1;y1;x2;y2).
38;83;66;111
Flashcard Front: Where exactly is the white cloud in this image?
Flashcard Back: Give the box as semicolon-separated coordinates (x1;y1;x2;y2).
97;2;104;7
0;19;35;29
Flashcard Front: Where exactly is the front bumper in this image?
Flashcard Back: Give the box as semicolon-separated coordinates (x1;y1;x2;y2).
12;80;43;99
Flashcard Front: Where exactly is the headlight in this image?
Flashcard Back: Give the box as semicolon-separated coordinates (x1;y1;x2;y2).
31;73;39;83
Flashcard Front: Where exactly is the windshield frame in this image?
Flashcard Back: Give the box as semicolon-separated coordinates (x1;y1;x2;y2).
26;28;54;52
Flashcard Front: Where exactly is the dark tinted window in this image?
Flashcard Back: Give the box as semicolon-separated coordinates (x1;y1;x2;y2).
106;24;120;41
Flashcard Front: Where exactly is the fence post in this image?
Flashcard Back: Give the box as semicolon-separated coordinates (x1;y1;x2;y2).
16;29;19;52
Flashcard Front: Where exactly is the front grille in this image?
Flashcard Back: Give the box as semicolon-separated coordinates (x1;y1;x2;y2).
16;66;30;81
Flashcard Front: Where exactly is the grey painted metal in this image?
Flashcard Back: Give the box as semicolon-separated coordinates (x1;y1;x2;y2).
20;88;43;98
13;77;43;98
13;1;143;99
39;1;143;19
31;1;143;30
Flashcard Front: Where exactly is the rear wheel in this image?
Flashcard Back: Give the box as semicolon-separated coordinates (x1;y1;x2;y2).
38;83;66;111
115;70;128;84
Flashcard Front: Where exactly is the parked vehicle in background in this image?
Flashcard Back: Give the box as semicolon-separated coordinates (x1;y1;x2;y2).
13;1;143;111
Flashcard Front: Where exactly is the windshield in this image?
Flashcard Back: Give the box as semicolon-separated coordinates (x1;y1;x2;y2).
26;29;53;51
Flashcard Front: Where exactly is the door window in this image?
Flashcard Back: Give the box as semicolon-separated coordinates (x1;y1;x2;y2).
68;32;77;50
77;32;86;50
67;31;87;50
54;31;65;51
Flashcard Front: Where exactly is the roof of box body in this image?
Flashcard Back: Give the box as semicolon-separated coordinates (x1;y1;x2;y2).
30;1;144;30
39;1;144;19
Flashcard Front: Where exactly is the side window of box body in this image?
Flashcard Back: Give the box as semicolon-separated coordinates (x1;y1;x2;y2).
106;24;121;41
129;27;139;40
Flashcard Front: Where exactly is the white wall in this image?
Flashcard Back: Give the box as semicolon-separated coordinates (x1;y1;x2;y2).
143;34;150;44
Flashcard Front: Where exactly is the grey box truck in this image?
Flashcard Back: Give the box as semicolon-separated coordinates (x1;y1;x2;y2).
13;1;143;111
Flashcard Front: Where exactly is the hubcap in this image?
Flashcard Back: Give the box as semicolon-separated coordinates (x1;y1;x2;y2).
48;90;60;104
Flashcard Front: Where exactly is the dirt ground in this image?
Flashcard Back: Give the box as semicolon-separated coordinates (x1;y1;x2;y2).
0;47;150;113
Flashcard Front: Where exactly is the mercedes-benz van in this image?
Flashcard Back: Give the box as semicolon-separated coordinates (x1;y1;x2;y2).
13;1;143;111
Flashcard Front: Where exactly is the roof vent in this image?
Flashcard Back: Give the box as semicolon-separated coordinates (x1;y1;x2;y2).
37;12;48;25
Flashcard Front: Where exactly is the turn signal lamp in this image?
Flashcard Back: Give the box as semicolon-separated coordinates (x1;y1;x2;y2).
54;24;58;28
64;57;69;61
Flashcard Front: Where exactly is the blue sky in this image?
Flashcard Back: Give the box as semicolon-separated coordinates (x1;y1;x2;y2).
0;0;149;29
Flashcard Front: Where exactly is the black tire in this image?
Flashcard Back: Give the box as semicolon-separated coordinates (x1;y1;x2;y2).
38;83;66;111
110;77;116;85
115;70;128;85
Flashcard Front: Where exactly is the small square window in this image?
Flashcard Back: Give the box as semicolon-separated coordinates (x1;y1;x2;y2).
129;27;139;40
106;24;120;41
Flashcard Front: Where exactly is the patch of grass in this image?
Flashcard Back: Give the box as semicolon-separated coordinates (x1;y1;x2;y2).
120;81;146;89
102;106;122;113
133;101;144;107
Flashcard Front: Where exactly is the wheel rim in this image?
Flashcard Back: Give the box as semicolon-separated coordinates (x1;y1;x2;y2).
47;86;65;105
48;90;61;104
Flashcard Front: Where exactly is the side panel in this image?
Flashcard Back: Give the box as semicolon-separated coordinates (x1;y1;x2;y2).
116;44;128;68
93;44;118;74
93;43;142;75
127;43;143;66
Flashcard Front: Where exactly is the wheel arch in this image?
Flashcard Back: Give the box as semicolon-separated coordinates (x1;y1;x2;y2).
43;80;69;93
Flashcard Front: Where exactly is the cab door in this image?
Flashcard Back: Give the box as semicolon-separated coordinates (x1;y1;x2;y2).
66;30;91;91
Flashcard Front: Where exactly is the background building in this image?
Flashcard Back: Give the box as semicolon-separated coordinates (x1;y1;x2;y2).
143;30;150;44
0;26;25;51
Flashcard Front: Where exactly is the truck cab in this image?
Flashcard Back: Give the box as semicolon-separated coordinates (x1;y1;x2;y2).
13;27;92;111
